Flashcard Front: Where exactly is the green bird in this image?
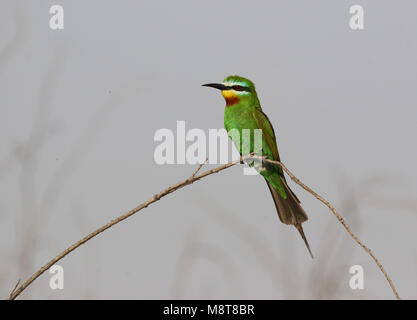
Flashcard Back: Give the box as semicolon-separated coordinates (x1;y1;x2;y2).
203;75;313;258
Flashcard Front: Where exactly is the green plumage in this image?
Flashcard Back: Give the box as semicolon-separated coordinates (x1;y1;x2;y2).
204;75;313;257
223;80;286;198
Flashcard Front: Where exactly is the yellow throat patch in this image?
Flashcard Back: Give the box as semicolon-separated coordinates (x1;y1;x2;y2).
221;90;236;99
221;90;240;107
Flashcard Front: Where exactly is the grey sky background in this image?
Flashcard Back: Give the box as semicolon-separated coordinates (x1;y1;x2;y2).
1;1;416;299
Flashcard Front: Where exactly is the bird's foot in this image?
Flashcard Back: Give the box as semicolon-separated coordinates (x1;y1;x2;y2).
258;155;269;170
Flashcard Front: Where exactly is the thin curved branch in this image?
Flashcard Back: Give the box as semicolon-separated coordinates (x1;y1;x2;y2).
8;156;243;300
251;155;401;300
8;155;400;300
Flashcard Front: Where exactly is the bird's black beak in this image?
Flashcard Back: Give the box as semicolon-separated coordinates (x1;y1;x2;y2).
202;83;229;91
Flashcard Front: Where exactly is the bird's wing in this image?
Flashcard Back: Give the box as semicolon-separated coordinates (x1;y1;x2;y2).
254;110;311;257
253;108;303;201
252;108;280;161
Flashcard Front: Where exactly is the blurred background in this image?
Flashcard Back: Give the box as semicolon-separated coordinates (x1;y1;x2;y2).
1;0;416;299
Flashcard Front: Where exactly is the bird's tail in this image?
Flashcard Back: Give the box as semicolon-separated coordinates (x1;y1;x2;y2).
266;179;313;258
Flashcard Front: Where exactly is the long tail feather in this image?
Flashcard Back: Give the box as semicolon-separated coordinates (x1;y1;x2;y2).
295;223;314;258
266;180;313;258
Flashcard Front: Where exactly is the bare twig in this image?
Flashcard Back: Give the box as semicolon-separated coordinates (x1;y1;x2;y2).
190;158;209;179
8;279;20;299
250;155;401;300
7;154;400;300
8;156;246;300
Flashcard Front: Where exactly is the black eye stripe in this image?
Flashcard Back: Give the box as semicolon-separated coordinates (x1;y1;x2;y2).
231;85;250;92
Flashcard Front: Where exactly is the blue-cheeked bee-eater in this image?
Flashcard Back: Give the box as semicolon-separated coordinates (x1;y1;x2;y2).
203;75;313;258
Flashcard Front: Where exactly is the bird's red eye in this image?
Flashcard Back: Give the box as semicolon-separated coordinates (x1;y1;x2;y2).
233;85;243;91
